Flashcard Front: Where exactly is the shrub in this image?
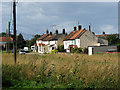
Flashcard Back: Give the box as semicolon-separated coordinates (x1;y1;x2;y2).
58;45;65;52
84;48;88;54
50;50;58;54
71;47;82;53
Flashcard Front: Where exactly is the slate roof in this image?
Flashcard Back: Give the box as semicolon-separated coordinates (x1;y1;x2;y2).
37;33;49;40
42;33;65;41
42;34;55;41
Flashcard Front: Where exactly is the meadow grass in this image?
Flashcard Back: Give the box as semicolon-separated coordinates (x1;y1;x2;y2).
2;53;119;88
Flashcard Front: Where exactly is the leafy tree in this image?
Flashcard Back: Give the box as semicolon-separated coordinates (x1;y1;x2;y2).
29;34;41;48
106;34;120;45
16;33;26;49
0;32;14;38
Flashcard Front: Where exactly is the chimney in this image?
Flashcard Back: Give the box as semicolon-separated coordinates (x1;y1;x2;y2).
92;32;95;35
55;29;58;34
89;24;91;32
63;28;65;34
74;26;77;31
103;31;105;35
78;25;82;30
46;29;49;34
50;32;52;35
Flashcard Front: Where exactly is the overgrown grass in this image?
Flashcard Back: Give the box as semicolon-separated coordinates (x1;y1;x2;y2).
2;53;119;88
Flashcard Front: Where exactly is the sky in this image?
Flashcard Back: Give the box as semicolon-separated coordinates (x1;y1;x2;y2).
1;2;118;40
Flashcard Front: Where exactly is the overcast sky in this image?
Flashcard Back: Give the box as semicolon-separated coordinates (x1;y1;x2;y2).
2;2;118;40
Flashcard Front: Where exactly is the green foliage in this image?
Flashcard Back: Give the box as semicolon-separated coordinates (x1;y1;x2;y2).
84;48;88;54
106;34;120;45
29;34;41;48
50;50;58;54
71;47;82;53
17;33;26;49
0;32;14;38
57;45;65;52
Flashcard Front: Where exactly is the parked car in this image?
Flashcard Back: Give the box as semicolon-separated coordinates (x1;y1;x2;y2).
106;49;118;53
19;50;26;54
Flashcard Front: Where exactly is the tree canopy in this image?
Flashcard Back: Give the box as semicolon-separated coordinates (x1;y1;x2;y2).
16;33;26;49
28;34;41;48
106;34;120;45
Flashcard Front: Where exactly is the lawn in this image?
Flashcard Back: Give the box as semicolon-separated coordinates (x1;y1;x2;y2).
2;53;119;88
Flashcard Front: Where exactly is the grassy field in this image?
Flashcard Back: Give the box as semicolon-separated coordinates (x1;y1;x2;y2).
2;53;119;88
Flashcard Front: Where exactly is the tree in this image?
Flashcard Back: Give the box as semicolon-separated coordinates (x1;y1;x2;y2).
29;34;41;48
106;34;120;45
16;33;26;49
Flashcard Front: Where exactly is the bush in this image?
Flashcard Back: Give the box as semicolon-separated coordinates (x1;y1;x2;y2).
84;48;88;54
71;47;82;53
58;45;65;52
50;50;58;54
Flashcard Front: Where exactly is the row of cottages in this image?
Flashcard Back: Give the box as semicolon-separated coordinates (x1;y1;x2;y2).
63;25;108;52
35;29;66;53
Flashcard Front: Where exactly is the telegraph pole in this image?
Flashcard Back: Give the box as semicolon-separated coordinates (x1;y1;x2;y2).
6;29;8;53
13;0;16;64
8;21;10;53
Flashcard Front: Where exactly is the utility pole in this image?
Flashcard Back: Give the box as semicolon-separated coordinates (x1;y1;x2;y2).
8;21;10;53
6;29;8;53
13;0;16;64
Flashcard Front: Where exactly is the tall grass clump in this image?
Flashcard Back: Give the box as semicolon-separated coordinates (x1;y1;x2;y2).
2;53;119;88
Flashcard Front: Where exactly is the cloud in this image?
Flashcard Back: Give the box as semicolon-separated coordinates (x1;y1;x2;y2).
2;2;118;40
2;0;119;2
99;24;118;34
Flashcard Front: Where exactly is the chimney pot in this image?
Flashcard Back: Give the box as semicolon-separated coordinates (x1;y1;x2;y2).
78;25;82;30
46;29;49;34
89;24;91;32
74;26;77;31
56;29;58;34
103;31;105;35
63;28;65;34
50;32;52;35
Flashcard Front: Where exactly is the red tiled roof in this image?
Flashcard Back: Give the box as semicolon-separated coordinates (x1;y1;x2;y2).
96;34;112;37
37;34;49;40
64;29;87;41
70;29;84;39
96;34;112;39
63;31;78;41
77;30;87;38
0;37;13;42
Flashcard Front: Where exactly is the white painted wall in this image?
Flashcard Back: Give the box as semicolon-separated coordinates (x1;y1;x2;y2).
75;39;80;48
50;41;57;45
64;40;73;49
42;41;49;45
88;47;92;55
